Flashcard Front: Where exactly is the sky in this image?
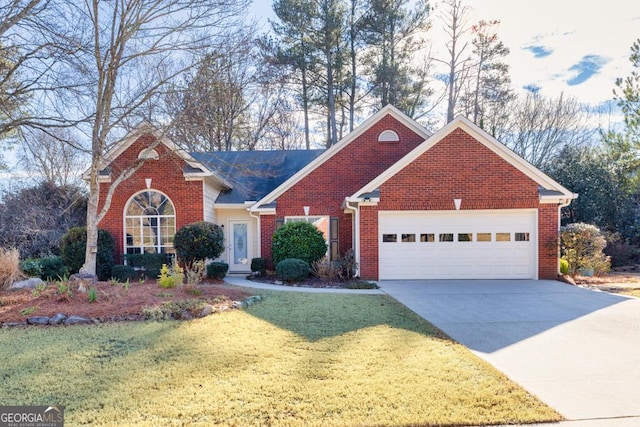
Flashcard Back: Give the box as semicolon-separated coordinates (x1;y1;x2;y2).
251;0;640;108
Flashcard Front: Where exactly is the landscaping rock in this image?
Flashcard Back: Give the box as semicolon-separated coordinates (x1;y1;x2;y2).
200;304;213;317
2;322;27;328
64;315;92;325
245;295;262;306
49;313;67;325
27;316;50;325
69;273;97;293
10;277;44;290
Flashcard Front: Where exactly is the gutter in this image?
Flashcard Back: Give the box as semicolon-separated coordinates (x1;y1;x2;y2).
343;197;361;277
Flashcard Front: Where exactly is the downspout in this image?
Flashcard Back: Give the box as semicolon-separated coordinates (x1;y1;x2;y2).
343;197;360;277
556;195;577;274
248;206;261;258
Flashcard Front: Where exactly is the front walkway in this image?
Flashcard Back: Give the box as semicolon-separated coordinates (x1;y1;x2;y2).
224;275;384;295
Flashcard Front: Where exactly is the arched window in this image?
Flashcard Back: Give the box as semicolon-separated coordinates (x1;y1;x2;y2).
124;190;176;255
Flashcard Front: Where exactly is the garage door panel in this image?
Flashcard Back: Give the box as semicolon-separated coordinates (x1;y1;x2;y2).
379;210;536;280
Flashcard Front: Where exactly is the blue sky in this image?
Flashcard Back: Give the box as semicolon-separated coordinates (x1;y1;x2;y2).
251;0;640;108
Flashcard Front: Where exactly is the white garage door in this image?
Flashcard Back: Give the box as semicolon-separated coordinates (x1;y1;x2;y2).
379;210;537;280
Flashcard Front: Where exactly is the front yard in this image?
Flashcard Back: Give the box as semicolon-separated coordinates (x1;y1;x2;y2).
0;289;561;426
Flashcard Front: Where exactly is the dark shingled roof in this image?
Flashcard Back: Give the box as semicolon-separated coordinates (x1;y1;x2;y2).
191;149;325;204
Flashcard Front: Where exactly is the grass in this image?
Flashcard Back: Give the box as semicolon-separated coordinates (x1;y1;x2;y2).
0;291;561;426
620;288;640;298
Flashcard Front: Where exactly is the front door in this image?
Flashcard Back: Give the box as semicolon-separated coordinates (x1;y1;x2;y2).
229;220;250;271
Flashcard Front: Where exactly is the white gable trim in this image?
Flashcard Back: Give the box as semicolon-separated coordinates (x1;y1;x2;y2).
250;105;432;211
352;115;577;201
83;122;232;189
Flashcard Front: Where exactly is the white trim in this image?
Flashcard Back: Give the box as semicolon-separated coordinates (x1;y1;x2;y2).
251;105;431;211
352;115;576;201
378;129;400;142
122;189;176;256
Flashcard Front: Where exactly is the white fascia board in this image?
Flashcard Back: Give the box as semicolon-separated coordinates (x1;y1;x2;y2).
251;105;432;210
352;115;576;200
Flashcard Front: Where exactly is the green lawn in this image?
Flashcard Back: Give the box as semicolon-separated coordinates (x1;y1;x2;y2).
0;291;561;426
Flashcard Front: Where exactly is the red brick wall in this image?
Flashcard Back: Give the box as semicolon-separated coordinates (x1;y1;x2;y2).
260;215;276;267
538;204;560;279
359;206;379;280
97;135;204;263
376;129;540;211
358;128;559;280
263;114;426;262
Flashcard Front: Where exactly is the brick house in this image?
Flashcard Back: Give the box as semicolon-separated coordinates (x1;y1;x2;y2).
95;105;576;280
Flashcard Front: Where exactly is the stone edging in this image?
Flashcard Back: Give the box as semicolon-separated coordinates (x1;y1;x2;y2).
1;295;262;329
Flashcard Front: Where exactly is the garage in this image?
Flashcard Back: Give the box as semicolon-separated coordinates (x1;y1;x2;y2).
378;210;537;280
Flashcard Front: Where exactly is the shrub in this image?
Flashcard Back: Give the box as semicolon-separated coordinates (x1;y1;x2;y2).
60;227;116;280
157;264;184;289
560;223;610;277
125;253;169;279
559;258;569;275
272;222;327;266
311;257;341;281
111;265;135;282
276;258;310;282
251;257;268;276
0;248;23;290
20;258;42;278
185;260;206;285
174;221;225;265
207;262;229;279
39;256;68;281
603;232;640;267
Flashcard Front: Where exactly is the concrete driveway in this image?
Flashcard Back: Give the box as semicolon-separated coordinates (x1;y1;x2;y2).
377;280;640;422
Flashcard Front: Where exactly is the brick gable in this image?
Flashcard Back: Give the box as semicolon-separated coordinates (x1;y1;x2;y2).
264;114;427;262
97;134;204;262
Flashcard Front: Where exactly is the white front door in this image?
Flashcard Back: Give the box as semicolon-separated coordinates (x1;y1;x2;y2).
229;220;251;272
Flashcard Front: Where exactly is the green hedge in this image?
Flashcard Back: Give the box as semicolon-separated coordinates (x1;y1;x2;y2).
60;227;115;280
272;222;327;266
125;253;169;279
39;256;68;281
207;262;229;279
111;265;135;282
251;257;268;275
276;258;310;282
174;222;225;264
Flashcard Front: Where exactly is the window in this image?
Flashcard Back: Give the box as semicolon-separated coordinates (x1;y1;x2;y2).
496;233;511;242
125;190;176;255
378;129;400;142
477;233;492;242
420;233;435;242
439;233;454;242
458;233;472;242
515;232;530;241
383;234;397;242
401;234;416;242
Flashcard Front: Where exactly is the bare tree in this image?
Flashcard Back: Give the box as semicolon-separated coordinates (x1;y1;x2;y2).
30;0;250;276
19;128;87;187
437;0;473;123
502;92;597;168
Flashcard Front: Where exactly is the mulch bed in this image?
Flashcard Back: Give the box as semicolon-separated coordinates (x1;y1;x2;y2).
0;280;251;325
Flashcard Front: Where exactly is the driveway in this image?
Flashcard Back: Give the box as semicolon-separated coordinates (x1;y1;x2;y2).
377;280;640;422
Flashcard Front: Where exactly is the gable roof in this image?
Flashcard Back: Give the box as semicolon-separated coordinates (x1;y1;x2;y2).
85;122;232;189
192;149;324;204
351;115;577;202
250;104;432;211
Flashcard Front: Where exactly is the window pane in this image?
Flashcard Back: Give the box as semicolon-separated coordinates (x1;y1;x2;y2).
496;233;511;242
458;233;472;242
439;233;454;242
515;232;530;241
477;233;492;242
401;234;416;242
383;234;397;242
420;233;435;242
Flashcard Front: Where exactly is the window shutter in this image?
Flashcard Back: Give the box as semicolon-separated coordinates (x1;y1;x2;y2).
330;217;339;260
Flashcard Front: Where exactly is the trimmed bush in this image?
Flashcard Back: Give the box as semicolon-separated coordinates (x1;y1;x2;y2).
39;256;68;281
207;262;229;279
174;221;225;265
111;265;135;282
272;222;327;266
20;258;42;278
125;253;169;279
560;223;610;277
251;257;268;275
60;227;116;280
276;258;310;282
